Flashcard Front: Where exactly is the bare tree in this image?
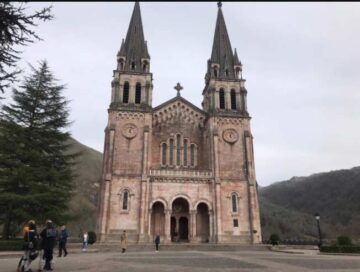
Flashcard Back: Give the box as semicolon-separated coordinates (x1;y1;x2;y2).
0;2;53;94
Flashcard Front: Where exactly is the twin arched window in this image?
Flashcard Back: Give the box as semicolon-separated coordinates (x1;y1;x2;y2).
218;88;237;110
122;82;142;104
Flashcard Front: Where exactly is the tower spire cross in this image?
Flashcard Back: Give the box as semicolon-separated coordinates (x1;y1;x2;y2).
174;82;183;97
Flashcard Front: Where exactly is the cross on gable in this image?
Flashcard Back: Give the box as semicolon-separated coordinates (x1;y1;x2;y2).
174;82;183;97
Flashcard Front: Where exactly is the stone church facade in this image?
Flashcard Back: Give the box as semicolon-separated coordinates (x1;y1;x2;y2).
97;2;262;244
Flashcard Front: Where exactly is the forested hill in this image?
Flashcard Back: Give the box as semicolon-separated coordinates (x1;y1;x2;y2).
259;166;360;241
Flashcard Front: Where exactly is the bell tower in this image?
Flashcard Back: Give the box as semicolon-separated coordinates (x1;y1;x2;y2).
202;2;248;117
110;1;153;111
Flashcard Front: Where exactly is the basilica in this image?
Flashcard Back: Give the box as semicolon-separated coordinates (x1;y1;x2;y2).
97;2;262;244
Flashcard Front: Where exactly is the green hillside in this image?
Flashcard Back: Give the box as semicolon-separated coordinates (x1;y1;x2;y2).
65;137;102;237
259;166;360;241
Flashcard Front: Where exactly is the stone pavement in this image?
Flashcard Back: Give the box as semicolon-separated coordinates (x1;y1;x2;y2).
1;249;360;272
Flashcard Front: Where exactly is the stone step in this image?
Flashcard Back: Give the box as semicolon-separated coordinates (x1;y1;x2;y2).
91;243;269;252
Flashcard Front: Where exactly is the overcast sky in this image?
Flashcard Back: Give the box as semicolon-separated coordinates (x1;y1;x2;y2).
6;2;360;186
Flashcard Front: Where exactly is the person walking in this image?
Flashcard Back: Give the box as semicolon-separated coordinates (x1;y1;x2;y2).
154;234;160;252
22;220;39;272
58;225;68;257
120;230;128;253
40;219;57;271
82;231;88;251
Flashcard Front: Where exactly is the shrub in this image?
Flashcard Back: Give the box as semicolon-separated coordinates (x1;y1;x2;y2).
88;231;97;245
0;239;24;251
337;235;352;246
320;246;360;254
269;234;280;245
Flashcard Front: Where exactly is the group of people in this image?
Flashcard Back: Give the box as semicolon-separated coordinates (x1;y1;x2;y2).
22;219;69;272
120;230;161;253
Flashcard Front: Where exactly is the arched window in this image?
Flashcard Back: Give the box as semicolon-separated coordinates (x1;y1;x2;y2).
176;134;181;166
162;143;167;165
214;68;218;78
169;139;174;166
225;69;229;77
119;59;124;70
190;144;195;167
183;139;188;166
219;89;225;109
131;61;136;70
123;191;129;210
123;82;129;103
143;61;148;72
231;193;238;213
231;89;237;110
135;83;141;104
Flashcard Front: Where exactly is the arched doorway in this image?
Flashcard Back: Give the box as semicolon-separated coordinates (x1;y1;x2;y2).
196;203;210;242
171;197;190;242
151;202;165;236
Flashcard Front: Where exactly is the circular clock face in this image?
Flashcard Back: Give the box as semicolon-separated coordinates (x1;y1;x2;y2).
122;123;138;139
223;128;239;144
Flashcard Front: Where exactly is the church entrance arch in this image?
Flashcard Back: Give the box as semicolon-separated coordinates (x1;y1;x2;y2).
196;202;210;242
171;197;189;242
151;202;165;237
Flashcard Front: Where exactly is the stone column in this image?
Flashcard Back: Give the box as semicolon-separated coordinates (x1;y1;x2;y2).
225;89;231;110
209;210;214;242
100;180;110;241
214;90;219;109
213;130;222;242
164;209;171;243
236;89;241;112
139;126;150;241
190;210;197;241
119;83;124;103
148;209;152;238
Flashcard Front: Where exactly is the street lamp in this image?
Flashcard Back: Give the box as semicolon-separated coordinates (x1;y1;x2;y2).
314;213;322;247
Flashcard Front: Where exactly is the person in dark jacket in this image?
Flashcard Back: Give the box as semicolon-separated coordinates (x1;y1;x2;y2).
58;225;68;257
23;220;39;272
154;234;160;252
40;219;57;271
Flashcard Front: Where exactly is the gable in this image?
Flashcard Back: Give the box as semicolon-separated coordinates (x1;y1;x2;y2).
152;97;207;127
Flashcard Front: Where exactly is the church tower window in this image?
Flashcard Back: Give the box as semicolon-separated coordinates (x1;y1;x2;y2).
219;89;225;109
123;191;129;210
231;193;238;213
131;61;136;70
176;134;181;166
123;82;129;103
135;83;141;104
231;89;236;110
161;143;167;166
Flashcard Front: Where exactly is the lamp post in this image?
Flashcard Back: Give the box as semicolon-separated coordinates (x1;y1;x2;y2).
314;213;322;247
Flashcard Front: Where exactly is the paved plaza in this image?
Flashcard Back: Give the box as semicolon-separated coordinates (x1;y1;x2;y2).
1;249;360;272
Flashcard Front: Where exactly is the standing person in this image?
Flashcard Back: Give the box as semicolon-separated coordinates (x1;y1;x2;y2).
22;220;39;272
58;225;68;257
154;234;160;252
82;231;88;251
40;219;57;271
120;230;128;253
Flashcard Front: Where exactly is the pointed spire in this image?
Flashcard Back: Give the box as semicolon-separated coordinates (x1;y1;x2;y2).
210;3;236;79
118;39;125;56
119;2;150;72
233;48;241;66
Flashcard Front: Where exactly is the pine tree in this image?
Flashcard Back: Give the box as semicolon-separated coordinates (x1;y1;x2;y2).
0;60;75;239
